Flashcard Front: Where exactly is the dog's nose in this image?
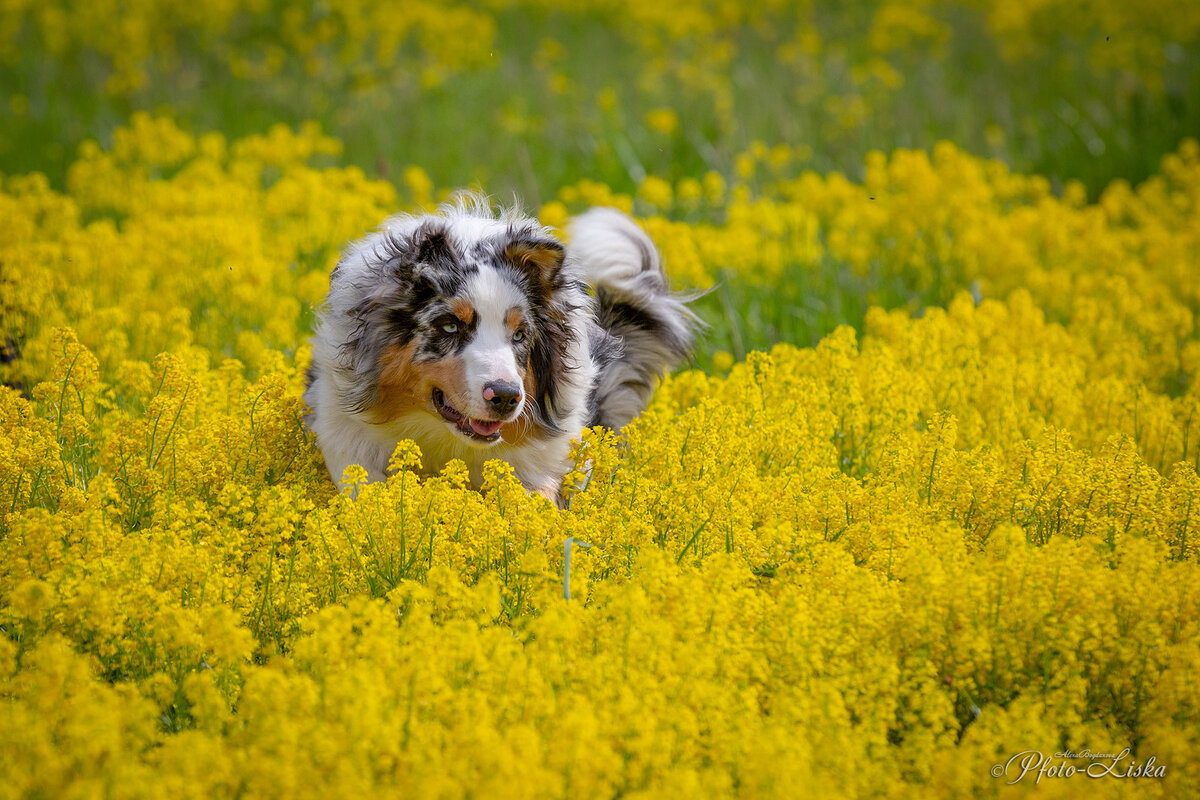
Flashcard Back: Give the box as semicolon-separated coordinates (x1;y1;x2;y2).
483;381;522;415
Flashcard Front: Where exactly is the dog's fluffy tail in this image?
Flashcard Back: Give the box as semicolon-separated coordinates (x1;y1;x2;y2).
567;207;701;430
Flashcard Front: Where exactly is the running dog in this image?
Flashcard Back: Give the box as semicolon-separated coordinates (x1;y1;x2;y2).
303;193;697;502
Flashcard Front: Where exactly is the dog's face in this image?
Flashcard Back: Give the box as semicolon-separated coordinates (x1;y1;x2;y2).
350;223;566;449
374;267;532;446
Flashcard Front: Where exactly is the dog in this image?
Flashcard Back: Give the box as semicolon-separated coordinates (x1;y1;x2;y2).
303;192;698;502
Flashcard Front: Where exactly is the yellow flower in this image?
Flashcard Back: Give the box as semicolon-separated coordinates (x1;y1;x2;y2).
645;107;680;135
537;200;569;232
339;464;369;493
388;440;424;475
403;165;434;208
637;175;674;210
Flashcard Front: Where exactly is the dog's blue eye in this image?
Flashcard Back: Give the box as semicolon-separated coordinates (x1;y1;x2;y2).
512;329;526;343
441;322;458;334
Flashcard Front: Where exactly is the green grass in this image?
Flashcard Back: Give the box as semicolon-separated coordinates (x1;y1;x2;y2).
688;256;914;368
3;6;1198;200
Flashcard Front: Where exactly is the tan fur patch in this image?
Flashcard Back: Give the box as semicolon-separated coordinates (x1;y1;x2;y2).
499;417;533;446
505;307;524;332
370;341;474;426
522;359;537;400
452;299;475;326
505;241;563;279
370;341;420;423
415;356;471;416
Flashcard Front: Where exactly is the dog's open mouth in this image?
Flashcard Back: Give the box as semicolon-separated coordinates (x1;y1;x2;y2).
432;388;504;442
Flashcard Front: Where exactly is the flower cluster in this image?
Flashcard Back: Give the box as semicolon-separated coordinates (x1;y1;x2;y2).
570;139;1200;478
1;117;1199;797
8;0;1190;94
0;0;495;94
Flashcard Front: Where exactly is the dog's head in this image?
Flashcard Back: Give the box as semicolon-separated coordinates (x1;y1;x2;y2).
335;213;576;448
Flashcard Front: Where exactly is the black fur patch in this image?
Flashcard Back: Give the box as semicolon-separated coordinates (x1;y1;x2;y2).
414;307;479;361
415;226;457;268
385;222;475;297
595;289;689;358
526;289;583;431
627;228;657;273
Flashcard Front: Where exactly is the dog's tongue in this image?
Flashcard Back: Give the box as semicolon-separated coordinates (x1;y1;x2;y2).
469;418;503;437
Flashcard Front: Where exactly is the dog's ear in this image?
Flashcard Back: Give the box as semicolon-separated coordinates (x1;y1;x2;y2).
408;223;462;298
414;224;456;268
504;235;565;288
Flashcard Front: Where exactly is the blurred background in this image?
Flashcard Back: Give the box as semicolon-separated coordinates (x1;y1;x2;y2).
3;0;1198;202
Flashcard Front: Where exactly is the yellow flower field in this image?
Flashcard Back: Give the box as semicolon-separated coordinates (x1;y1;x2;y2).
3;0;1200;794
1;113;1198;797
